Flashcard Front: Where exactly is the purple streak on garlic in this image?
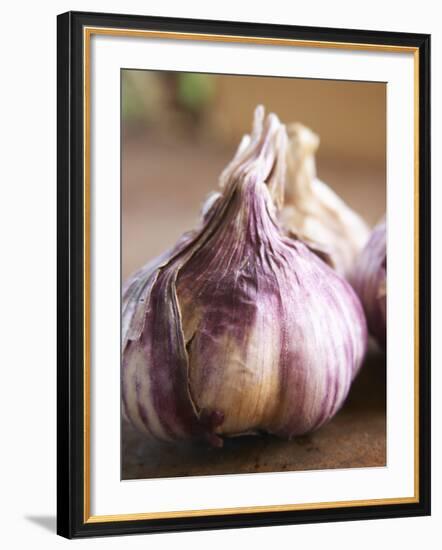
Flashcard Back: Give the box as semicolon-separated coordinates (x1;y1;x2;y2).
280;123;370;277
122;107;367;446
350;218;386;349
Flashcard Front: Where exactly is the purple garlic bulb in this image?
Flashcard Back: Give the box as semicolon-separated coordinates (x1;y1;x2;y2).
350;218;386;349
122;107;367;447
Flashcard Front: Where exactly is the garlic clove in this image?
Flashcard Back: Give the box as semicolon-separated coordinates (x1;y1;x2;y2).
280;123;370;277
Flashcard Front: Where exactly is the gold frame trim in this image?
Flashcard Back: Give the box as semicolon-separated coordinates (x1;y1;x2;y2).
83;27;420;524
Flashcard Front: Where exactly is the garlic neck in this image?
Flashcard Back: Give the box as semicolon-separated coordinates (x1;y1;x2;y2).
285;123;320;209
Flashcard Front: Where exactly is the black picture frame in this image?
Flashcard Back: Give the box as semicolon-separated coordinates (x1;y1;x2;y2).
57;10;431;539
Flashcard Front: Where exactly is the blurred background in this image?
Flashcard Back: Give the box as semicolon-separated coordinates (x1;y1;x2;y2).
122;70;386;280
121;70;386;479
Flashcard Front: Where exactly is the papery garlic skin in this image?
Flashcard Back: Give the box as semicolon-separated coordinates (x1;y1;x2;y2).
350;218;386;349
122;107;367;446
280;123;370;277
122;193;220;354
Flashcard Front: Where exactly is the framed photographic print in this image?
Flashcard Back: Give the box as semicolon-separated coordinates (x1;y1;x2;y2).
57;10;431;538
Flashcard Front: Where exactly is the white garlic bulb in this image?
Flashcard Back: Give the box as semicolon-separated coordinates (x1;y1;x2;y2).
280;123;370;277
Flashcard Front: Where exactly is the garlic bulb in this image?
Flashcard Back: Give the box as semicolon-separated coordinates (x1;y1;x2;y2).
280;123;370;276
122;107;367;446
350;218;386;349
